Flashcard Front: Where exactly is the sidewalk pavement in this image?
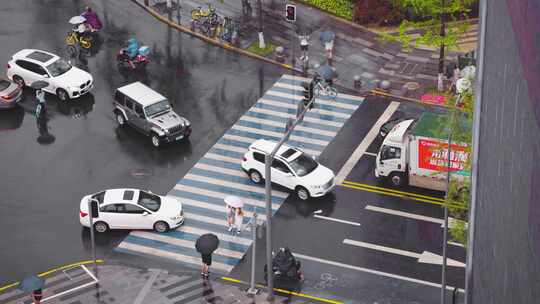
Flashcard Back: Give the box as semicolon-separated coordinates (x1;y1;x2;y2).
134;0;464;103
0;261;309;304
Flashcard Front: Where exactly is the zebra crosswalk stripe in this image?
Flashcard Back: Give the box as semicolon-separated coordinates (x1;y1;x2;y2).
115;74;365;273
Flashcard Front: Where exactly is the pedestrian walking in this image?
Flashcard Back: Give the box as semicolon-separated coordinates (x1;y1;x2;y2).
195;233;219;279
226;205;235;231
233;207;244;234
300;36;309;61
31;289;43;304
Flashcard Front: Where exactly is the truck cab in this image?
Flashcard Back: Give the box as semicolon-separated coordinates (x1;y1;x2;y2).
375;119;415;187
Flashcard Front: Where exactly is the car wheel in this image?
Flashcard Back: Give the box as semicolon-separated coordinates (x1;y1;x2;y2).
389;172;404;187
151;133;161;147
57;89;69;102
116;113;126;126
154;221;169;233
296;186;310;201
12;75;25;87
94;221;109;233
249;170;262;184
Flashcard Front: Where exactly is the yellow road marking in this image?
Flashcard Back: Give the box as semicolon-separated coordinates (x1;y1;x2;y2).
0;260;104;293
342;181;445;202
220;276;344;304
340;183;467;210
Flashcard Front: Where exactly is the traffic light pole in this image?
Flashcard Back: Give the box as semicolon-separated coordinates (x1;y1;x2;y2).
87;198;98;276
264;90;315;300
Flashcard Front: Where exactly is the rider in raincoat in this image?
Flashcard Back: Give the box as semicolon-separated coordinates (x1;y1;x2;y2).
81;6;102;31
124;38;139;59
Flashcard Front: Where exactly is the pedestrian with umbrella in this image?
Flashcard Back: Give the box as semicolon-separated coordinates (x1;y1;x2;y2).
18;275;45;304
195;233;219;278
31;81;49;118
319;30;335;62
224;195;244;233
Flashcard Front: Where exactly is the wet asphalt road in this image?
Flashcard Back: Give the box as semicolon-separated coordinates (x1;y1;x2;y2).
0;0;286;283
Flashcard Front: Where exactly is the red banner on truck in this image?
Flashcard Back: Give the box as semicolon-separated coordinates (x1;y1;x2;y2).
418;139;469;174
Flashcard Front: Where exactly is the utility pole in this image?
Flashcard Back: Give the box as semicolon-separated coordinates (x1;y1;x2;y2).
257;0;265;49
87;198;98;276
438;0;446;92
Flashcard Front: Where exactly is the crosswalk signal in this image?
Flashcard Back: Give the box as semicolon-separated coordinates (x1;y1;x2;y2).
302;81;314;108
286;4;296;22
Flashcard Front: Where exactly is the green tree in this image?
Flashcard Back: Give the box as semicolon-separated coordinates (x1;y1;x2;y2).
381;0;475;91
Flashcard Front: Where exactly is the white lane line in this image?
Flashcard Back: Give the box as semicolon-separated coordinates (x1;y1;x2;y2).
335;101;400;184
365;205;444;225
179;196;267;222
281;74;311;82
314;215;361;226
259;98;351;119
117;242;234;272
176;225;253;246
249;107;343;128
183;173;289;198
232;124;329;146
240;115;337;137
173;184;281;210
213;142;248;154
195;162;245;178
293;252;464;292
344;239;420;259
448;241;465;248
133;269;161;304
343;239;466;268
130;231;245;259
204;152;241;165
39;265;99;303
273;82;358;110
222;134;321;156
363;152;378;157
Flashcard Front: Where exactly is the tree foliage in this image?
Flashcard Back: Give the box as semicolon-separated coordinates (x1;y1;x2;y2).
380;0;475;51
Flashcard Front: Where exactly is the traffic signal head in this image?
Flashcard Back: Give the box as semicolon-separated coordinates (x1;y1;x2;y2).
302;81;314;108
286;4;296;22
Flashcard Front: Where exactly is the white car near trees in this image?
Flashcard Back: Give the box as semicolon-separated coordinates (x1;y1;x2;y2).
6;49;93;101
241;139;335;200
79;189;184;233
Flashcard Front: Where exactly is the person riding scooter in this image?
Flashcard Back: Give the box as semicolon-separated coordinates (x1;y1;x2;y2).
264;247;304;286
81;6;102;33
117;38;150;70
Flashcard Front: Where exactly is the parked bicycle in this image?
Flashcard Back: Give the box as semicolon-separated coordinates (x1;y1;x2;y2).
191;3;217;21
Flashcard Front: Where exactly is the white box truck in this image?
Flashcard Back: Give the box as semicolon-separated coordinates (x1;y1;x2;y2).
374;112;470;191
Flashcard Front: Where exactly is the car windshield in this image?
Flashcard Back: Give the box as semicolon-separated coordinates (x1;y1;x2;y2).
46;59;72;77
0;80;10;91
288;153;318;177
144;100;171;117
137;191;161;212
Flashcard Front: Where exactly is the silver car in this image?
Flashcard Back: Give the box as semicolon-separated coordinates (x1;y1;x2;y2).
113;82;191;147
0;78;23;109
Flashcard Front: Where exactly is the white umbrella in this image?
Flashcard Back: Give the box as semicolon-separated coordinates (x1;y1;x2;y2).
69;15;86;25
224;195;244;208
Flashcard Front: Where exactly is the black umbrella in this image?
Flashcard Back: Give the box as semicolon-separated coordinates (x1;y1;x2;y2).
18;275;45;292
195;233;219;255
30;81;49;90
316;64;336;81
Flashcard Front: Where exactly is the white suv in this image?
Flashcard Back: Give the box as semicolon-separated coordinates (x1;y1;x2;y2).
241;139;335;200
6;49;93;101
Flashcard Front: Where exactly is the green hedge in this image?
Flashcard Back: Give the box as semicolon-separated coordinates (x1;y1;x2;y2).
300;0;354;21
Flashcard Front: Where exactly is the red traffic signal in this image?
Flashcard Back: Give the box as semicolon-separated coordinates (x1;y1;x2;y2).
286;4;296;22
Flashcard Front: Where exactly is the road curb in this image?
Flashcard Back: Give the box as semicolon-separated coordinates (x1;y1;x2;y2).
0;259;104;293
131;0;302;74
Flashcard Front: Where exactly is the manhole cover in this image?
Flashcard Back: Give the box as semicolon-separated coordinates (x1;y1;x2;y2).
404;82;420;91
130;168;153;178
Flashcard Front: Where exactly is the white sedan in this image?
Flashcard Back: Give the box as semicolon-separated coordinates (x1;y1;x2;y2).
6;49;93;101
79;189;184;233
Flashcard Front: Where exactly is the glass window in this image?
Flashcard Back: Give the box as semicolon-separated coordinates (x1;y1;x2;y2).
100;204;119;212
91;191;106;205
46;59;72;77
114;91;125;105
138;191;161;212
17;60;43;75
123;190;135;200
272;159;291;173
253;152;265;163
280;148;297;159
144;100;171;117
134;104;144;116
125;98;133;109
381;145;401;160
123;204;146;214
288;153;318;177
